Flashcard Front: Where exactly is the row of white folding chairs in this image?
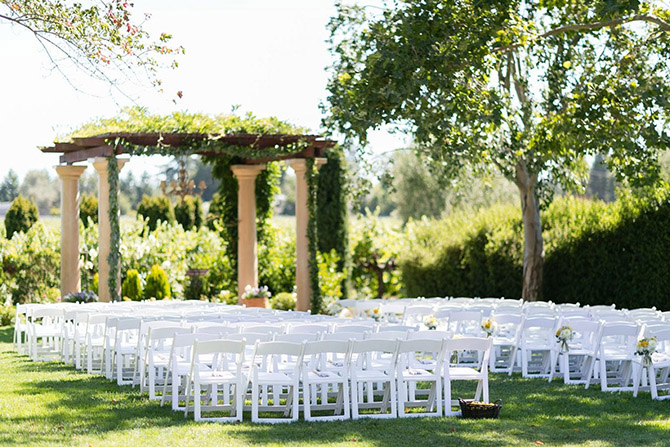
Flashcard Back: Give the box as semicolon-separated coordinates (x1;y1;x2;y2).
167;335;492;423
512;316;670;399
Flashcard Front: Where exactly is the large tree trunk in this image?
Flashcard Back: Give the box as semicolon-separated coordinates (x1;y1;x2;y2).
515;161;544;301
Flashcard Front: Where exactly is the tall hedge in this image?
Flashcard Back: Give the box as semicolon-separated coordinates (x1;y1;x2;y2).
137;196;174;231
400;194;670;310
5;195;39;239
316;147;350;297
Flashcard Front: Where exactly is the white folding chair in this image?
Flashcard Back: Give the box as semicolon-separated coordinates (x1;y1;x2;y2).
447;311;483;337
85;314;110;373
184;339;247;422
162;332;219;412
106;317;141;385
322;332;366;342
443;337;492;416
333;323;376;334
302;340;351;421
273;333;320;343
140;326;192;400
27;307;65;362
555;319;601;386
396;338;445;418
596;321;641;392
519;317;559;380
633;328;670;400
349;339;398;419
249;341;305;423
402;305;434;327
488;314;523;375
13;303;29;355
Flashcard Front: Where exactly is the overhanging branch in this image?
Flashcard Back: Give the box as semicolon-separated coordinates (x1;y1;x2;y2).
495;14;670;53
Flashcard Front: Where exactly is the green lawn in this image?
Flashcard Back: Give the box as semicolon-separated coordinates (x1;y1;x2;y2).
1;326;667;447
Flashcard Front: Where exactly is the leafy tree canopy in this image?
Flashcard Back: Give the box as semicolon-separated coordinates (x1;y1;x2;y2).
0;0;183;94
325;0;670;299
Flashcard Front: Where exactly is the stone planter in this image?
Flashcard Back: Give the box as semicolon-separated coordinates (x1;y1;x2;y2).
240;297;269;308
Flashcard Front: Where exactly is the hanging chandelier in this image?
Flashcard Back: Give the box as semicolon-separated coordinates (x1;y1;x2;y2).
160;158;206;202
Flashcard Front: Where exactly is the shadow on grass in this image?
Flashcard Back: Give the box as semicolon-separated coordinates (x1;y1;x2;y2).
1;326;668;447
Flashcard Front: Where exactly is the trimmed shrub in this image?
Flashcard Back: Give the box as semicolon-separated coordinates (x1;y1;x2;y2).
270;292;296;311
79;193;98;226
5;195;39;239
121;269;143;301
137;196;174;231
174;196;203;230
0;305;15;326
144;264;171;299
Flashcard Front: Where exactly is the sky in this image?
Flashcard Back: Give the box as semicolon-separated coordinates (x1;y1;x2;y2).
0;0;407;181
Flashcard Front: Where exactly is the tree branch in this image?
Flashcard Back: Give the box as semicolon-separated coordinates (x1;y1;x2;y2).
495;14;670;53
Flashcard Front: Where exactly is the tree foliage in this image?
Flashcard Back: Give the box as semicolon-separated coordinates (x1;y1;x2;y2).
0;0;182;95
0;170;19;202
5;195;39;239
325;0;670;299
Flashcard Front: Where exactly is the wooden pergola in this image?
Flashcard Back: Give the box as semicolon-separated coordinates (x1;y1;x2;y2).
41;132;336;310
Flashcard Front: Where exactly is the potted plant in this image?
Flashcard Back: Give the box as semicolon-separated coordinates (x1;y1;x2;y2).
241;285;271;308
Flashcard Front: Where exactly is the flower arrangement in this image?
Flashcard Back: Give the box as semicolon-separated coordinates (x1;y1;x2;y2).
241;285;271;300
62;290;99;303
370;307;382;322
636;336;657;367
555;326;574;352
481;319;497;337
424;314;438;330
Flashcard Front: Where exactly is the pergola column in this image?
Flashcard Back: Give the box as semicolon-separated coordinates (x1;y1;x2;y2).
231;164;266;301
288;158;327;312
93;157;128;302
56;165;87;297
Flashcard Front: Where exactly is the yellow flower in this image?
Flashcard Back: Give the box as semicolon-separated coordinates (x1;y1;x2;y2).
373;308;379;314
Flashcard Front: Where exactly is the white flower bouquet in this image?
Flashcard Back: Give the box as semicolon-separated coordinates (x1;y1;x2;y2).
481;319;497;337
424;314;438;330
555;326;574;352
636;336;657;367
241;285;271;300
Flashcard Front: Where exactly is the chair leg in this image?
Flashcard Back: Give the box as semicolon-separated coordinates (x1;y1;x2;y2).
649;367;659;400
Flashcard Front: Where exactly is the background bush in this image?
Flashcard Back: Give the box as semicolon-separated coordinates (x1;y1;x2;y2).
5;195;39;239
270;292;296;311
79;193;98;227
137;196;174;231
1;223;60;304
121;269;142;301
144;264;171;299
400;193;670;310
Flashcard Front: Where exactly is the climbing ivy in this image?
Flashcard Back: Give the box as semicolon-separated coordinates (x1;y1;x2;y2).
305;158;322;313
107;152;120;302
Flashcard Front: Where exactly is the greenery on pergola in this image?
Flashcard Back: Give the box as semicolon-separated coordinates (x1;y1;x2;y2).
47;108;343;312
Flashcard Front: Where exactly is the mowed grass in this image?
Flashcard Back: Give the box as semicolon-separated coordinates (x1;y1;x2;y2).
0;327;668;447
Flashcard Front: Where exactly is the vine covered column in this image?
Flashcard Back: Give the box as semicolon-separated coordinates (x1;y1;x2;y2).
231;164;266;301
288;158;327;312
93;157;128;302
56;164;87;297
